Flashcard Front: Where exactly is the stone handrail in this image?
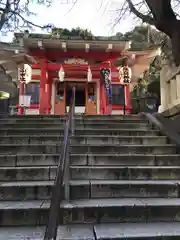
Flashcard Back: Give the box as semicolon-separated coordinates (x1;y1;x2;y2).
159;61;180;116
166;64;180;82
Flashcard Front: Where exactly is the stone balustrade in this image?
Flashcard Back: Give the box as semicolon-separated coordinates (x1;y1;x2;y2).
159;60;180;116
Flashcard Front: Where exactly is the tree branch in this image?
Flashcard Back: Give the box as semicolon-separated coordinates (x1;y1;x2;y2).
145;0;176;20
0;0;53;32
144;0;177;37
0;0;10;30
127;0;155;25
10;10;50;29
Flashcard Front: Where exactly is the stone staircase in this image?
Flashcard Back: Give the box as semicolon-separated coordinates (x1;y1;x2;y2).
0;115;180;239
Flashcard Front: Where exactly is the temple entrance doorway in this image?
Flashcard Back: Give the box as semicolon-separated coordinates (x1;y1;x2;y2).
54;81;97;115
66;82;86;114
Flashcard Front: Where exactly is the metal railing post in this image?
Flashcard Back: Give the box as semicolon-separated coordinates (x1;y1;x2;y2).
71;86;75;136
44;85;76;240
123;85;126;115
64;144;70;201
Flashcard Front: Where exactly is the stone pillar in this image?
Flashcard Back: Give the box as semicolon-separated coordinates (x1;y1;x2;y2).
159;60;171;112
169;77;177;107
176;74;180;102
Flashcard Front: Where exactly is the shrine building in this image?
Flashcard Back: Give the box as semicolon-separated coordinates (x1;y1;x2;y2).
14;33;158;115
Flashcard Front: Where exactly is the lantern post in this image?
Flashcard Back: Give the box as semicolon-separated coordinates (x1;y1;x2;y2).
18;67;26;115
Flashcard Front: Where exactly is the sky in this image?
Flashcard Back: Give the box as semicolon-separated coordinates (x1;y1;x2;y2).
1;0;139;42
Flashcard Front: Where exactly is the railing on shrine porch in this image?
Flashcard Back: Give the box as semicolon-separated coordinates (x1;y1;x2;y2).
44;86;75;240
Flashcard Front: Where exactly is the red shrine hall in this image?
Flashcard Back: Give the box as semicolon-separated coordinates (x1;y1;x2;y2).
16;34;132;115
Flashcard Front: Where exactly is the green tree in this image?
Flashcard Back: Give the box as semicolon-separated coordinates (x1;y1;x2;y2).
112;0;180;65
51;27;94;39
132;56;161;99
115;24;173;65
116;26;150;50
115;25;167;51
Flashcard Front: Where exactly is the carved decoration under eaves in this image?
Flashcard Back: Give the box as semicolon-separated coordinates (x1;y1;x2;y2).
64;58;88;65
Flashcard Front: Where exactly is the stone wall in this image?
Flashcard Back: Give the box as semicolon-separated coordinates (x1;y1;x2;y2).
159;60;180;117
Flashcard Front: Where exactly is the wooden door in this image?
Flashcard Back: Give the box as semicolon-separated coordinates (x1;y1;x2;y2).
85;82;97;115
54;82;66;115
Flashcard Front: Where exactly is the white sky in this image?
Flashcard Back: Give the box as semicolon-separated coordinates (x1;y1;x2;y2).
1;0;139;42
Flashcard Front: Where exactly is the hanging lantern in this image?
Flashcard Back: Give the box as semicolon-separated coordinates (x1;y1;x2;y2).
24;64;32;83
18;67;25;83
58;65;65;82
19;67;26;110
87;66;92;82
119;66;132;84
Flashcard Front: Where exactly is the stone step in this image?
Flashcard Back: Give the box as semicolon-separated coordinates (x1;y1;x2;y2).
88;180;180;198
0;144;176;154
70;144;177;155
94;222;180;239
0;198;180;225
58;198;180;224
0;122;150;130
0;118;148;124
0;120;149;128
0;180;179;201
85;154;180;167
1;154;180;167
0;135;167;145
0;128;160;136
0;225;94;240
1;222;180;239
0;166;54;181
1;114;140;120
70;165;180;180
1;166;180;181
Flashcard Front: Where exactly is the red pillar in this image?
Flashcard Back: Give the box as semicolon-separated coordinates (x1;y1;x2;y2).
100;85;104;114
108;62;112;115
100;85;107;115
125;84;131;114
103;86;108;114
39;59;47;114
46;78;52;114
18;67;26;115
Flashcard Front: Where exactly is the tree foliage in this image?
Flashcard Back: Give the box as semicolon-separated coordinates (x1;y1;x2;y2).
51;27;94;39
115;25;160;51
112;0;180;65
124;25;162;99
0;0;53;34
132;69;160;99
116;25;173;62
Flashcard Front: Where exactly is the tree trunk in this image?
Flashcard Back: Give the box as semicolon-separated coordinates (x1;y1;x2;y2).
145;0;175;36
128;0;180;65
145;0;180;65
169;20;180;66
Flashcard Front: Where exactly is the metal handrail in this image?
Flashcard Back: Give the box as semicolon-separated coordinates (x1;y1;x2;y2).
44;86;75;240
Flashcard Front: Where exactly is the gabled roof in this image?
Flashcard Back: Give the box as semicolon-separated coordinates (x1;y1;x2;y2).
14;32;131;53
